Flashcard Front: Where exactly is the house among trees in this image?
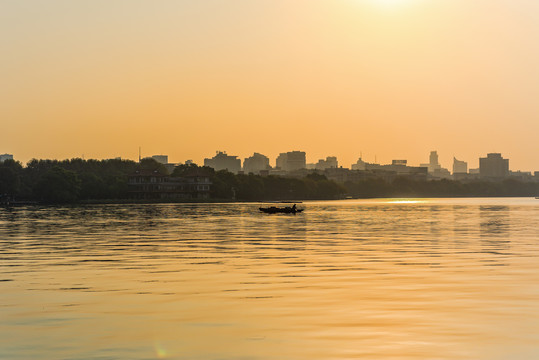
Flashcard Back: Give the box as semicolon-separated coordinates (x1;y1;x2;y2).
128;168;211;200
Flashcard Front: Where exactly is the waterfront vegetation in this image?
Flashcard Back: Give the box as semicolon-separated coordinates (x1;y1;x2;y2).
0;158;538;203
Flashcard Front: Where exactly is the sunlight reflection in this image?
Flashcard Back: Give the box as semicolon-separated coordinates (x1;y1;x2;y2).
154;342;168;358
386;199;426;204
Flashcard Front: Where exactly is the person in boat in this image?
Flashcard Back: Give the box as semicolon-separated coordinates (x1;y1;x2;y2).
292;204;297;212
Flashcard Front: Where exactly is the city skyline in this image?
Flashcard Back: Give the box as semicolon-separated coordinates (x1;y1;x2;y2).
2;147;533;172
2;149;535;176
2;1;539;171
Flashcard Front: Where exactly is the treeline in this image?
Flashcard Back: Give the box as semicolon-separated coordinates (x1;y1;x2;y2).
343;177;539;198
1;159;538;203
0;158;139;203
0;159;345;203
208;170;344;201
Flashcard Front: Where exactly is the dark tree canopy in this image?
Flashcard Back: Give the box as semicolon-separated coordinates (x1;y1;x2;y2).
0;160;23;196
1;158;537;203
34;166;81;203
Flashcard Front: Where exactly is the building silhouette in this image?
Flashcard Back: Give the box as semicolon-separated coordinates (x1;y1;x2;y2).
480;153;509;179
276;151;306;172
380;160;428;178
204;151;241;174
391;159;407;166
315;156;338;170
0;154;13;162
420;151;441;173
128;168;211;200
151;155;168;164
351;157;367;170
453;157;468;174
243;152;270;174
420;150;451;179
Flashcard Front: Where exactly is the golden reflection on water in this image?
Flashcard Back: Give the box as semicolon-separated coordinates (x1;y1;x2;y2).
0;198;539;359
385;199;426;204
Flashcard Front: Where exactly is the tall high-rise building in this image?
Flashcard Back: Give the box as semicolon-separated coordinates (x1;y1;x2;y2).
204;151;241;174
430;151;439;168
420;151;450;178
453;157;468;174
276;151;306;172
479;153;509;178
420;150;442;173
243;153;270;174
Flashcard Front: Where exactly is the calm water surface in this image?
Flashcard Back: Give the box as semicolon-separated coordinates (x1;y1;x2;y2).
1;198;539;360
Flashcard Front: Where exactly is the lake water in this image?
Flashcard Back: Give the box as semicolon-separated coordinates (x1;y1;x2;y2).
1;198;539;360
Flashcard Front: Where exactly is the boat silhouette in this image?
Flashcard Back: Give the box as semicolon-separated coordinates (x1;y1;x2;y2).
259;204;303;214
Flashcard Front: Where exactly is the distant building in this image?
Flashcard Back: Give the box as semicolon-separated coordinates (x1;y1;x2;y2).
163;163;176;174
243;152;270;174
351;157;367;170
429;151;438;168
204;151;241;174
380;160;428;179
325;168;370;183
0;154;13;162
324;166;427;184
151;155;168;164
128;168;211;200
420;151;442;173
420;150;451;179
391;160;407;166
275;151;306;172
479;153;509;179
315;156;338;170
365;162;382;170
469;168;480;175
510;171;534;182
453;157;468;174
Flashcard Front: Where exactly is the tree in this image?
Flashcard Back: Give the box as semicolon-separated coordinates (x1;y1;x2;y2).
139;158;168;174
0;160;23;197
33;166;81;203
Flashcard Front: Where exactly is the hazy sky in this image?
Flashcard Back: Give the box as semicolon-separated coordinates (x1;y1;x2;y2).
2;0;538;170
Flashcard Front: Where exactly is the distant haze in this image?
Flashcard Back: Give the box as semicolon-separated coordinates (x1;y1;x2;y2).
2;1;538;170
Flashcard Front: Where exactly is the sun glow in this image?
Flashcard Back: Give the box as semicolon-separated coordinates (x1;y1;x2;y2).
371;0;409;8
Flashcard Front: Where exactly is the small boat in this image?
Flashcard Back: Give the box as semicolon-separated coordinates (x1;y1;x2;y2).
259;205;303;214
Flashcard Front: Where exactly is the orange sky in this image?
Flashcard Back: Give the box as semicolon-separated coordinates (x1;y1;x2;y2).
1;0;538;171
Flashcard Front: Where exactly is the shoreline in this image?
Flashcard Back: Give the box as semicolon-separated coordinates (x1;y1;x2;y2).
2;195;536;207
